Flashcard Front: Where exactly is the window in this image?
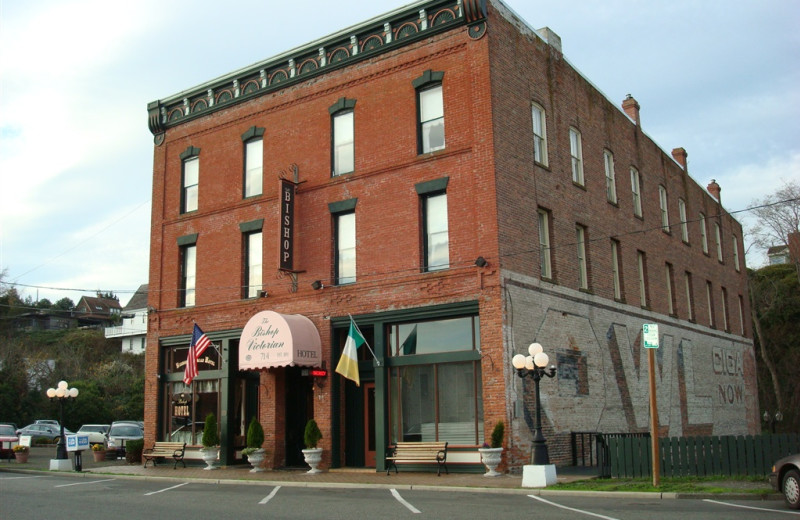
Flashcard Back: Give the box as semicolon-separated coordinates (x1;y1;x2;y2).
721;287;730;332
335;212;356;284
570;128;584;185
538;208;552;279
685;272;695;321
165;379;220;446
733;235;741;272
604;150;617;204
414;70;445;154
242;127;264;197
706;281;715;327
678;198;689;243
665;263;676;316
611;239;623;300
630;168;642;217
330;98;356;175
576;225;589;290
424;193;449;271
658;185;669;232
738;295;746;335
714;223;723;262
244;231;262;298
180;244;196;307
531;103;548;166
637;250;648;308
181;149;200;214
700;213;709;254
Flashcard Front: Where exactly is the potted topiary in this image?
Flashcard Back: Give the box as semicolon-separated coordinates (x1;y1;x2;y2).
201;413;219;470
242;416;266;473
13;444;29;463
478;420;504;476
301;419;323;474
91;442;106;462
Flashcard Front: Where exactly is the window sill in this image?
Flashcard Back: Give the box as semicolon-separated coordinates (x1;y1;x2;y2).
572;181;586;191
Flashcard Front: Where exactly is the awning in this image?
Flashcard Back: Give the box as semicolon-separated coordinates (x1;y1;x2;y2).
238;311;321;370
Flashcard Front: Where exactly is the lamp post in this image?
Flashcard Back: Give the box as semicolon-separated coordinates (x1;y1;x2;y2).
512;342;557;465
46;380;79;460
763;410;783;434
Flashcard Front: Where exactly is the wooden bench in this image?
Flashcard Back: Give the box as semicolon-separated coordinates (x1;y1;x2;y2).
386;441;448;476
142;441;186;469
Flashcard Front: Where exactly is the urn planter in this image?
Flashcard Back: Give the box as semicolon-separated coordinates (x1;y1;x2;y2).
201;448;219;470
246;449;266;472
302;448;323;474
478;447;503;477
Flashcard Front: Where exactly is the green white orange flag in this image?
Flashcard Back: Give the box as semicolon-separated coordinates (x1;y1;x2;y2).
336;318;366;386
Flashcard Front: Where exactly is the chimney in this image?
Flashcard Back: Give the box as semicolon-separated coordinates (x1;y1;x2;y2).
535;27;562;53
622;94;640;126
707;179;721;203
671;148;688;171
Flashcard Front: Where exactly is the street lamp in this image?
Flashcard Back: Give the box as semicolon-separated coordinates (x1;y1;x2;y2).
46;380;79;460
763;410;783;434
512;342;557;465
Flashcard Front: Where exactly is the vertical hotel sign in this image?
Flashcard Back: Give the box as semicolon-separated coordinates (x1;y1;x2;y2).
280;179;295;271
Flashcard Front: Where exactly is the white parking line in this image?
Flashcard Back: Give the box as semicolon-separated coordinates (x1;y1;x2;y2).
55;479;115;488
528;495;621;520
145;482;189;495
390;488;421;514
259;485;281;504
703;499;800;516
0;475;46;480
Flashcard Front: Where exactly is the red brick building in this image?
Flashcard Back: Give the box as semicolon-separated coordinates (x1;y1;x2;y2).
144;0;756;472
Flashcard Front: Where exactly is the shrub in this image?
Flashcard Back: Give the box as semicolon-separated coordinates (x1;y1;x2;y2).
490;421;504;449
303;419;322;449
246;416;264;449
202;413;219;448
125;439;144;463
13;445;29;453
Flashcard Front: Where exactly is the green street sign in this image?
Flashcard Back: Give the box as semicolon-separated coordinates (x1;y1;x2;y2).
643;323;659;349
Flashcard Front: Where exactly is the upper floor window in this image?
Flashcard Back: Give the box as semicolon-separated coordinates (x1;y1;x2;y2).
569;128;584;186
700;213;709;254
732;235;741;272
685;271;695;321
242;227;263;299
611;239;623;301
678;198;689;243
706;280;716;328
604;150;617;204
336;212;356;284
330;98;356;175
538;208;552;279
242;127;264;198
714;223;723;262
721;287;730;332
179;240;197;308
665;262;676;316
424;193;449;271
413;70;445;154
180;146;201;214
630;167;642;218
531;103;548;166
576;224;589;290
658;185;669;232
637;250;649;308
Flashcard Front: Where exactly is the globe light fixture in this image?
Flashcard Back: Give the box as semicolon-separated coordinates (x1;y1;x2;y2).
512;342;557;465
46;380;79;460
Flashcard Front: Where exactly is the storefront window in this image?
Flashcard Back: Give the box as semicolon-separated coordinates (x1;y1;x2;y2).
387;316;479;356
165;344;220;374
166;380;219;445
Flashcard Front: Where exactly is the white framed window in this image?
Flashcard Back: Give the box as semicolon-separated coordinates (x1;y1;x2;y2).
576;225;588;290
700;213;709;254
244;139;263;197
714;223;723;262
658;185;669;232
333;110;355;175
721;287;730;332
738;295;745;335
678;198;688;243
733;235;741;272
611;239;622;300
182;157;199;213
531;103;548;166
538;208;552;279
685;271;695;321
336;212;356;284
244;231;262;298
630;167;642;217
637;250;648;308
569;128;584;185
665;263;676;316
419;85;445;153
180;244;196;307
424;193;450;271
604;150;617;203
706;281;715;327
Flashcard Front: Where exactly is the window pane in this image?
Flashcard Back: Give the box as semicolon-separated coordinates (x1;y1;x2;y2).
398;365;435;442
245;140;263;197
420;86;444;153
426;194;449;270
337;212;356;284
333;112;354;175
247;232;262;298
538;210;551;278
184;245;196;307
184;158;199;213
392;317;477;356
437;362;483;444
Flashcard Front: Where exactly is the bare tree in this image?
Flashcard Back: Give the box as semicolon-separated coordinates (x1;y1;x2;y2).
749;180;800;250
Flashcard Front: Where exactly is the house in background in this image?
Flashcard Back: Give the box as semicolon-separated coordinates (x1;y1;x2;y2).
74;294;122;328
767;245;790;265
105;284;149;354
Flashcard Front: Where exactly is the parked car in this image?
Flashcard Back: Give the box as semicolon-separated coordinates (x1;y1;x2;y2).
77;424;110;445
15;423;70;442
0;424;19;459
34;419;60;427
0;422;18;432
770;453;800;510
107;423;144;457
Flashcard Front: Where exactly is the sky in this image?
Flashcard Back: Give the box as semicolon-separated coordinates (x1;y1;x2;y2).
1;0;798;307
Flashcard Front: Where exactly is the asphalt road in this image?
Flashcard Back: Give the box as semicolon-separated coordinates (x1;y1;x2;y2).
1;472;795;519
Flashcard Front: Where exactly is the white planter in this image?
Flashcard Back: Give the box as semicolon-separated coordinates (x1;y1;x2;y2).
246;448;266;472
302;448;323;474
478;447;503;477
201;448;219;470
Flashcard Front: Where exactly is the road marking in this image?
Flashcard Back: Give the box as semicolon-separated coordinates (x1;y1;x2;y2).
390;488;421;514
145;482;189;495
0;475;47;480
55;479;115;488
259;485;281;504
703;499;800;515
528;495;621;520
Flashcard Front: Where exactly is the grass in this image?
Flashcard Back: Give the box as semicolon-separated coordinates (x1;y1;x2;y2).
550;474;773;494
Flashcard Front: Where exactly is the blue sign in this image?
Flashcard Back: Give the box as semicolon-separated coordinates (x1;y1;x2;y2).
66;434;90;452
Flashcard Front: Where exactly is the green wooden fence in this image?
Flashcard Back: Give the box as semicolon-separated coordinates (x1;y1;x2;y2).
605;433;800;478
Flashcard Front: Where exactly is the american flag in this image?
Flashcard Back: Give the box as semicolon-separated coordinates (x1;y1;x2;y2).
183;324;211;385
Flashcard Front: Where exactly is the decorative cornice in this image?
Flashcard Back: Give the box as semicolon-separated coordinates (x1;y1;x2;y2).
147;0;487;142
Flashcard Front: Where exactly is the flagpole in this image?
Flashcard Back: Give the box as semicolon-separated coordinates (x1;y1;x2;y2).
348;313;380;366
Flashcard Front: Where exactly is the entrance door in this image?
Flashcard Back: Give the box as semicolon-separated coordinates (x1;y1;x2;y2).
364;382;376;466
285;366;313;467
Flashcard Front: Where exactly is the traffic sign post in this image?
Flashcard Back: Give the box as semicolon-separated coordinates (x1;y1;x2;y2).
643;324;660;487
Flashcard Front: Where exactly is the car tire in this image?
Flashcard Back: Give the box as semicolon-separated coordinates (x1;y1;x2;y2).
784;468;800;510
